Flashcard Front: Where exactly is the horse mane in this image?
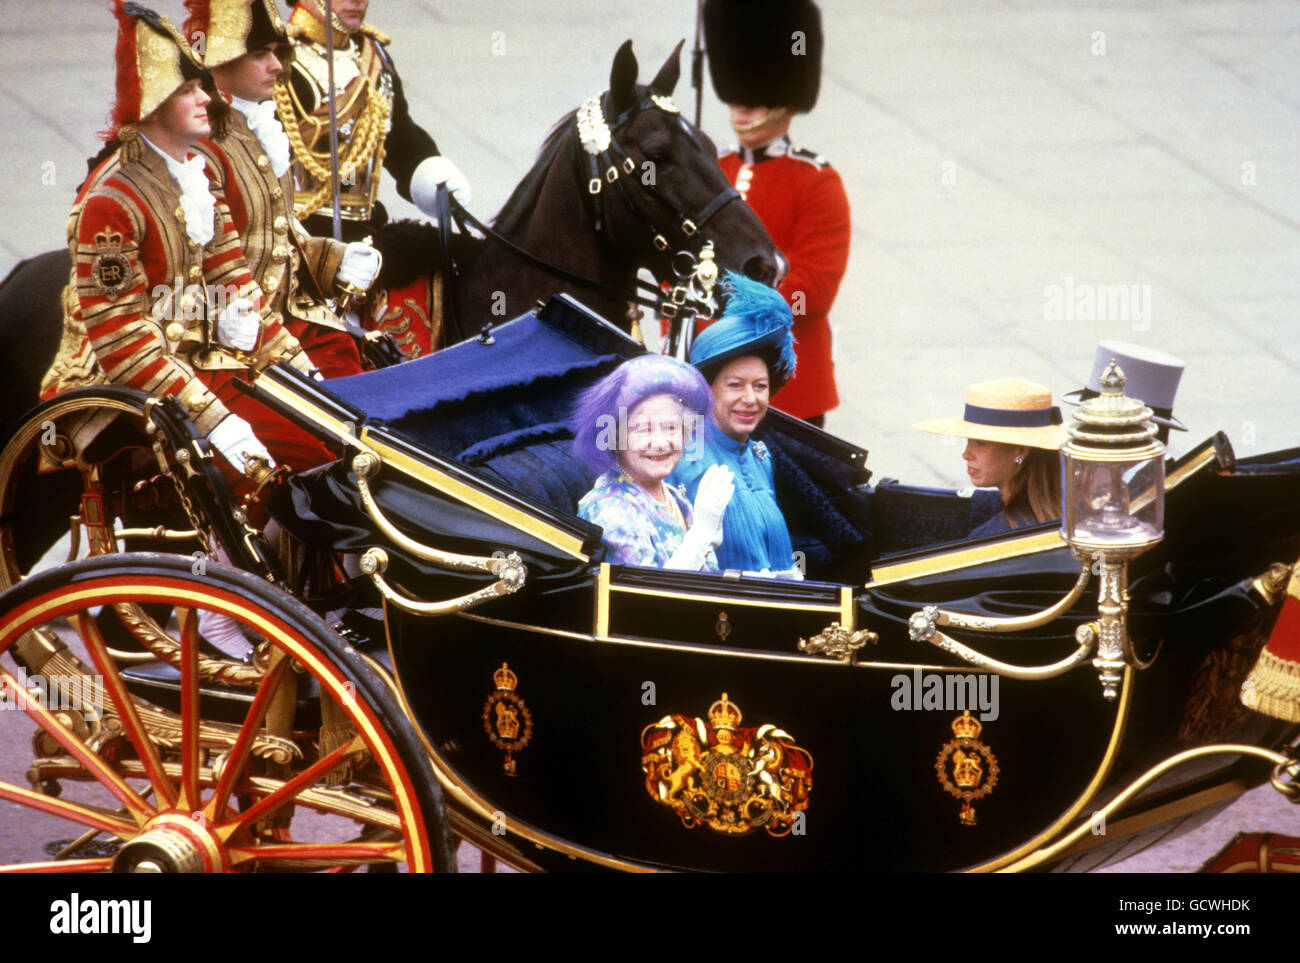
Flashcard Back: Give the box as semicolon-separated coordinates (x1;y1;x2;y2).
491;107;579;237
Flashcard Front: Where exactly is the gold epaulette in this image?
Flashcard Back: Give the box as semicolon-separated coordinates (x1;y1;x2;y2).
358;23;391;46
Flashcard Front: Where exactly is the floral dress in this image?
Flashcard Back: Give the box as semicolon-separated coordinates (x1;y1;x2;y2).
577;471;719;572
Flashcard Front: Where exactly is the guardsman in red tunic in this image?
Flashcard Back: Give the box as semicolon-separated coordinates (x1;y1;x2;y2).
41;2;335;505
275;0;471;357
704;0;850;426
184;0;378;379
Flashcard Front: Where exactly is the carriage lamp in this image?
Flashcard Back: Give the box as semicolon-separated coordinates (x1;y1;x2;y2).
1061;361;1165;699
906;362;1166;701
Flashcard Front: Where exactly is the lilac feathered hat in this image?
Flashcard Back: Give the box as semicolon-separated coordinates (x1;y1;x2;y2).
571;354;712;477
690;271;796;390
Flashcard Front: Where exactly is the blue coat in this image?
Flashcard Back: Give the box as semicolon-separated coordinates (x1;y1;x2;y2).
671;421;795;572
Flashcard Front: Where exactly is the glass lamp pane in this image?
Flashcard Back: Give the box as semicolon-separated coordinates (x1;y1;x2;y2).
1067;455;1163;549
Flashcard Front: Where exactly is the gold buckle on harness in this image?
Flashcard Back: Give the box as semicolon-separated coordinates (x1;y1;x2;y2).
588;178;602;194
681;219;698;237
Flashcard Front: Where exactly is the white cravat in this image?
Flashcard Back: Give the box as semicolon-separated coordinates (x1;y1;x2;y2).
141;134;216;247
230;95;292;179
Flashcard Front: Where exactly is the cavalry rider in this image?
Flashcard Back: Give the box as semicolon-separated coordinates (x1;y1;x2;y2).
703;0;851;429
275;0;471;357
183;0;379;379
41;2;335;508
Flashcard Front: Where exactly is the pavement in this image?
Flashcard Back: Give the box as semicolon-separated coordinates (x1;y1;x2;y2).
1;0;1298;871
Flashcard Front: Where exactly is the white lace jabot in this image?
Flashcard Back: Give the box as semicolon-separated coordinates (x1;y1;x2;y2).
230;95;292;179
142;134;216;247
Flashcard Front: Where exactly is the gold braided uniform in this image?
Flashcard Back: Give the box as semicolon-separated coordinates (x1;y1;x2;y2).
274;3;395;226
42;139;312;435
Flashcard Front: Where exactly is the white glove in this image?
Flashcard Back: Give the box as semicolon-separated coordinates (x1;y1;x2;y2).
410;155;472;216
208;414;275;474
665;466;735;571
216;297;260;352
338;242;381;291
689;464;735;548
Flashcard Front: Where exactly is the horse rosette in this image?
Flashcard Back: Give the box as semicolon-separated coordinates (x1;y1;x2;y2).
640;693;812;837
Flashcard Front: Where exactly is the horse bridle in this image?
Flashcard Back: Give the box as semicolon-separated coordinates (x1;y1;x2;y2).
576;90;740;286
442;90;736;342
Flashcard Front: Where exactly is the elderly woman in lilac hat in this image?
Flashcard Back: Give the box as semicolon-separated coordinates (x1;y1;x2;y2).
573;354;735;571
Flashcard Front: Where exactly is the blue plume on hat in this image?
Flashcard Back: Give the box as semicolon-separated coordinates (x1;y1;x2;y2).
690;271;796;388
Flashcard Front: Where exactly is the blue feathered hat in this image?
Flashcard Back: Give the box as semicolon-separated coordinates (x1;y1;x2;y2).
689;272;796;390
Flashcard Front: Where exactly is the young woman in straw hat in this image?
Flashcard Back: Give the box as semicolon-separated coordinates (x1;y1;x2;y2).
915;379;1066;538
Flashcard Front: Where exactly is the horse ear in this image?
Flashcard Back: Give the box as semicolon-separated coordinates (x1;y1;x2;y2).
649;40;684;97
609;40;638;113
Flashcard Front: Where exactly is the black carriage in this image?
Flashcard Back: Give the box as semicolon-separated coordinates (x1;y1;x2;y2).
1;293;1298;873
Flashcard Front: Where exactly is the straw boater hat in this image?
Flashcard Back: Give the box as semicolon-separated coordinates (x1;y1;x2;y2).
913;378;1067;450
1064;340;1186;432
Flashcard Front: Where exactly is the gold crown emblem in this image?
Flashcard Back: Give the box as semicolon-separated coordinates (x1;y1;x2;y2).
94;228;124;250
951;710;981;740
952;748;983;789
493;662;518;692
708;692;743;731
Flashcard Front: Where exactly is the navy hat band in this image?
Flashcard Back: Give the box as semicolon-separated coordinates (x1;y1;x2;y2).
964;403;1062;428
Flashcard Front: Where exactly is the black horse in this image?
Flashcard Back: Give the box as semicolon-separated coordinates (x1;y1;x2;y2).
0;41;777;439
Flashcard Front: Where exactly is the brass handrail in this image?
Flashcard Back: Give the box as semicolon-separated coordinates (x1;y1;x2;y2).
930;564;1091;633
1001;744;1300;872
908;611;1098;680
352;452;519;577
359;548;527;618
905;564;1097;681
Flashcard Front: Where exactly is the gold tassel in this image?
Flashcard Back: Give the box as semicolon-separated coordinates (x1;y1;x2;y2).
317;693;366;786
1241;647;1300;722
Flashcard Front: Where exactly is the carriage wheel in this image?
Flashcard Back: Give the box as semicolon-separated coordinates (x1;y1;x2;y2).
0;391;189;592
0;553;454;873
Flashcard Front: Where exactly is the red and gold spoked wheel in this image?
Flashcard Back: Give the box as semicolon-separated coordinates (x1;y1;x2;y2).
0;553;454;873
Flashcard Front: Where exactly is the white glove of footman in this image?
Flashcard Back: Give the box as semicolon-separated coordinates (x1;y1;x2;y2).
216;297;260;352
666;464;735;570
410;155;472;216
208;414;275;474
338;243;382;291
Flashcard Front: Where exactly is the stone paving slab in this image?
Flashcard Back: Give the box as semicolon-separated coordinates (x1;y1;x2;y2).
0;0;1297;871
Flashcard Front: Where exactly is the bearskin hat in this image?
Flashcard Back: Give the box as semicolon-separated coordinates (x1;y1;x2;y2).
104;1;226;141
703;0;823;113
183;0;289;68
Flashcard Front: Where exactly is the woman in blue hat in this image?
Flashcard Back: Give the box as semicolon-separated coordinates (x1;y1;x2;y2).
573;354;735;571
671;272;801;577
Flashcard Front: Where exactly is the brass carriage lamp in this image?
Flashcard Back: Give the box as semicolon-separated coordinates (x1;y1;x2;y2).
1061;360;1165;699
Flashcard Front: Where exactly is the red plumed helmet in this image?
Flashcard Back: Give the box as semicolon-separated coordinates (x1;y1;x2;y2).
104;1;221;140
182;0;288;68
